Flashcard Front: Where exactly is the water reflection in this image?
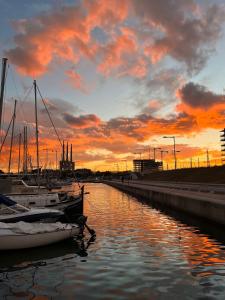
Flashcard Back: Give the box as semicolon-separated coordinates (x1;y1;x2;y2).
1;183;225;299
0;236;95;299
0;236;96;272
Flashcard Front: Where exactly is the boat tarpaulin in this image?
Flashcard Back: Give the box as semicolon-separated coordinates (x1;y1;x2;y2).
0;221;78;235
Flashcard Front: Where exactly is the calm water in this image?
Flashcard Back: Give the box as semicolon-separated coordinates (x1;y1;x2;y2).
1;183;225;299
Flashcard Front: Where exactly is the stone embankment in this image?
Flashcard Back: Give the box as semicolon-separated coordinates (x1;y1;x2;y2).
104;180;225;226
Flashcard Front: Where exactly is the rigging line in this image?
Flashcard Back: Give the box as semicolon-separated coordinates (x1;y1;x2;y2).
0;114;13;155
17;85;33;124
8;64;21;101
36;84;62;147
8;65;27;137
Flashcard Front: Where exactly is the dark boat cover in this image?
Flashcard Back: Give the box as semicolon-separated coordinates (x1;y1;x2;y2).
0;194;17;206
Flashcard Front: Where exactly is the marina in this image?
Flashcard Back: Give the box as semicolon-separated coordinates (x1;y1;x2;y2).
1;1;225;298
1;183;225;299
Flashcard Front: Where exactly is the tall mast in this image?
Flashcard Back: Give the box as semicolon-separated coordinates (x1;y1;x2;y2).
23;126;28;175
8;99;17;174
70;144;72;162
62;140;65;161
23;126;26;174
34;80;40;185
18;132;21;175
0;58;8;136
55;150;58;170
66;141;69;161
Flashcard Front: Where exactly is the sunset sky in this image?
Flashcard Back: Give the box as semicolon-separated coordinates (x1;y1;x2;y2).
1;0;225;171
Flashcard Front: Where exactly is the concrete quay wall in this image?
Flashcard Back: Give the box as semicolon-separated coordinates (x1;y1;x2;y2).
105;181;225;226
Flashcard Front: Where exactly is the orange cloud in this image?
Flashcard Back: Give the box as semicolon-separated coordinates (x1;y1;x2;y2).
65;69;88;93
144;43;169;64
63;113;101;129
2;77;225;172
97;33;137;76
176;82;225;131
5;0;224;82
5;0;129;78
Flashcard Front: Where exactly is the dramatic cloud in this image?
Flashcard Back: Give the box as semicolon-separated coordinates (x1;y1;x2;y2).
5;0;224;84
2;1;225;170
146;69;185;97
5;0;129;79
178;82;225;108
1;89;225;171
97;31;138;77
174;82;225;133
133;0;225;73
65;69;88;93
63;113;101;128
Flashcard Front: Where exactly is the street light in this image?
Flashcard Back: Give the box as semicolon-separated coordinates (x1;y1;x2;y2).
163;136;177;169
147;146;152;159
114;163;119;172
153;147;161;161
175;150;180;169
160;150;168;170
134;152;142;160
122;159;128;171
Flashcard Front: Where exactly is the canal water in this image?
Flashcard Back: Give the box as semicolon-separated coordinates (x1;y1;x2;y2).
1;183;225;299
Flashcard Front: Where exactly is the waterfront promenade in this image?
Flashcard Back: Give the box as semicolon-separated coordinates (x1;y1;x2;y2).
105;180;225;226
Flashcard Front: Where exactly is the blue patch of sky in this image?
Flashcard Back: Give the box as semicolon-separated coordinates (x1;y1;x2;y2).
190;24;225;94
91;27;109;45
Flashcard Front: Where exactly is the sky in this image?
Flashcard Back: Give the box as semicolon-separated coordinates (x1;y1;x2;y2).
1;0;225;171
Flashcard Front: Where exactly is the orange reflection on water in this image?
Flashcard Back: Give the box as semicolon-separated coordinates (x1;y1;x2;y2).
85;183;225;278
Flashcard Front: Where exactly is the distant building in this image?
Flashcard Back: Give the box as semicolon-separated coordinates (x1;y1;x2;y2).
133;159;162;174
220;128;225;164
60;141;75;171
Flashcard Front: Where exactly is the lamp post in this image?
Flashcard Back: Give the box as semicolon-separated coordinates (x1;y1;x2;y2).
153;147;161;161
206;149;210;167
147;146;152;159
163;136;177;169
114;163;119;172
134;152;142;160
175;150;180;169
122;159;128;171
160;150;168;170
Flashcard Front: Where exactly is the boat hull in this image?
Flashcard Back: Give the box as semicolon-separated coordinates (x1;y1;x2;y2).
0;226;80;250
0;211;63;223
9;193;83;212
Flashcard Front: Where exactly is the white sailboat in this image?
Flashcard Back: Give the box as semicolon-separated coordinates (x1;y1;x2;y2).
0;194;64;223
0;221;81;250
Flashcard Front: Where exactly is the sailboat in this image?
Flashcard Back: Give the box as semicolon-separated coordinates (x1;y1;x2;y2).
0;194;64;223
0;62;84;218
0;221;82;250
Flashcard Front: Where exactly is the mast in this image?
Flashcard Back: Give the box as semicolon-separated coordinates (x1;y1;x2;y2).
18;132;21;175
55;150;58;170
0;58;8;135
62;140;65;161
23;126;28;175
70;144;72;162
34;80;40;185
8;99;17;174
66;141;69;161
